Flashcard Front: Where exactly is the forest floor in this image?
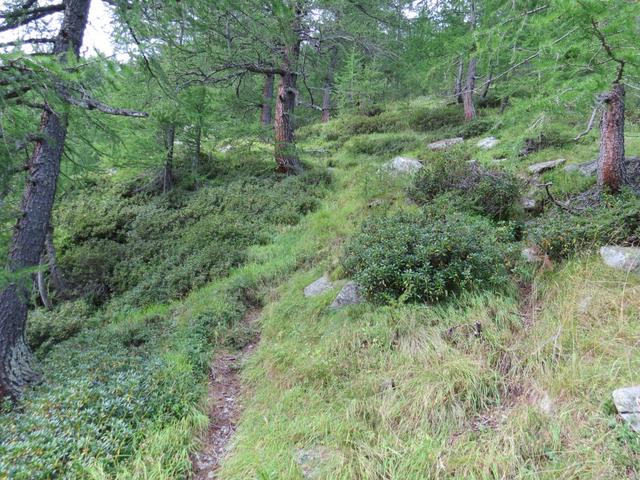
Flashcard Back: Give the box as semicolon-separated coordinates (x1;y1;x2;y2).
191;308;262;479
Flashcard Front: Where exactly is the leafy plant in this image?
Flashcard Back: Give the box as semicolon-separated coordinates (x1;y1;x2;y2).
342;211;510;304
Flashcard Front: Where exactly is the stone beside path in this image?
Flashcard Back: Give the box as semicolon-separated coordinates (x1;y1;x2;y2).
427;137;463;150
304;275;335;298
527;159;565;175
477;136;499;149
383;156;423;174
600;246;640;274
330;281;363;309
613;386;640;432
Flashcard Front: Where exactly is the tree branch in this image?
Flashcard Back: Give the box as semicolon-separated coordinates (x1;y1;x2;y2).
574;105;600;141
0;3;65;33
57;86;148;117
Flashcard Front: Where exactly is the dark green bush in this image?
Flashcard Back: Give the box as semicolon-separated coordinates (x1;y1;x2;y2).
342;211;509;304
409;156;523;220
527;191;640;259
27;300;93;354
56;166;329;307
409;105;464;132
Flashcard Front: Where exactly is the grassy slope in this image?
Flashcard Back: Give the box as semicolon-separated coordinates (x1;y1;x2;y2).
215;103;640;479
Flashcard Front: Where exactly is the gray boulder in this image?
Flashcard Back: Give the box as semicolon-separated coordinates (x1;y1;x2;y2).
521;247;543;264
304;275;334;298
383;156;423;174
527;159;565;175
522;197;541;213
564;159;598;176
329;281;363;309
295;446;335;479
613;386;640;432
600;246;640;274
427;137;464;150
477;136;499;150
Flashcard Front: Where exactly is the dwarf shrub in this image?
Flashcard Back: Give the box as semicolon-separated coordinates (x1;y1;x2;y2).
342;211;509;304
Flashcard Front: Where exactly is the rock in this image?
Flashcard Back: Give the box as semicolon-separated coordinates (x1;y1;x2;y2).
304;275;334;298
564;159;598;176
612;386;640;432
522;197;541;212
477;136;499;149
295;446;334;479
577;294;592;314
600;246;640;274
527;159;566;175
329;281;363;309
491;158;507;164
521;247;543;263
427;137;464;150
217;144;233;153
383;156;423;174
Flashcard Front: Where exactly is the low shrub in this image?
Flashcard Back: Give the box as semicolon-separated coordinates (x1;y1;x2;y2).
27;300;93;354
409;156;523;220
342;211;510;304
527;191;640;259
343;132;420;156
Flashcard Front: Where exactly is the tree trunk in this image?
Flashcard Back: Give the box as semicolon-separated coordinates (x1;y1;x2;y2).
597;83;627;192
261;74;274;127
274;2;303;175
463;57;477;121
45;226;66;297
37;255;52;311
192;123;201;189
163;124;175;193
321;45;339;123
455;58;464;104
481;62;493;99
0;0;90;401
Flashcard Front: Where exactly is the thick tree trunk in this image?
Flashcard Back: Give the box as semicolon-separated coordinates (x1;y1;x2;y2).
163;124;175;193
274;2;303;175
0;0;90;401
597;83;627;192
463;57;477;121
455;58;464;104
45;226;66;296
321;45;339;123
261;74;274;127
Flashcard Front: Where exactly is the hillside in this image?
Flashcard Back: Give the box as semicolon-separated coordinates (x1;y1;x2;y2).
1;98;639;478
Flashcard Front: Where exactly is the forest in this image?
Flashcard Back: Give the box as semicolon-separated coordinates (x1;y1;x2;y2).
0;0;639;478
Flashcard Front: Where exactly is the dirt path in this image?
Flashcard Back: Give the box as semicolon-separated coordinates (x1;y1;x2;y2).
191;309;261;479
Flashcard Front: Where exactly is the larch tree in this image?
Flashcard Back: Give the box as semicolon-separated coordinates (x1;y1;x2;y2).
0;0;147;401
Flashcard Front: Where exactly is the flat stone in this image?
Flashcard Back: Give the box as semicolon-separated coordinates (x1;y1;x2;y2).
477;136;499;149
304;275;334;298
613;386;640;432
491;158;507;164
295;446;334;479
427;137;464;150
564;159;598;176
329;281;363;309
600;246;640;274
521;247;543;263
527;159;566;175
383;156;423;174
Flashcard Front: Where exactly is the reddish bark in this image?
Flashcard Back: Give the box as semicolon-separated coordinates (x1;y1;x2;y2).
598;83;627;192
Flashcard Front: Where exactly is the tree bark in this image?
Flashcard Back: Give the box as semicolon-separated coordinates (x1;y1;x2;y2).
321;45;339;123
0;0;90;400
274;3;303;175
597;83;627;192
261;73;274;127
481;62;493;99
455;58;464;104
463;57;477;121
163;124;175;193
45;226;66;296
37;254;52;311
